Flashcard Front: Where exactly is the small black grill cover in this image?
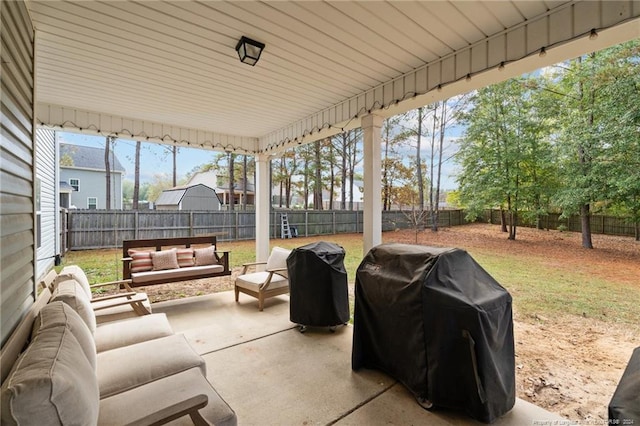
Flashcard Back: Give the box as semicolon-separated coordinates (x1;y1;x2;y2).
352;244;515;423
609;346;640;424
287;241;349;327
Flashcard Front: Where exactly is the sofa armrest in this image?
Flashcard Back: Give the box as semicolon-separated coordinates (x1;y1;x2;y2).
98;368;236;426
91;279;135;292
91;292;139;303
127;394;210;426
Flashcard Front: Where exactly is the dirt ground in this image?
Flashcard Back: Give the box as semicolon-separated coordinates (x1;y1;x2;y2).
141;224;640;422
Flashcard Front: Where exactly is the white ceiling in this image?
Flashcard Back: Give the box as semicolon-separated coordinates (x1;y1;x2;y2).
27;1;640;152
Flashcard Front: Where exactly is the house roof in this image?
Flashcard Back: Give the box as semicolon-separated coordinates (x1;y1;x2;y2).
29;1;639;154
60;143;125;173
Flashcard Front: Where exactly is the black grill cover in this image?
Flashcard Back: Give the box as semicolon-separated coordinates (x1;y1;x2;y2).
287;241;349;327
609;347;640;424
352;243;515;423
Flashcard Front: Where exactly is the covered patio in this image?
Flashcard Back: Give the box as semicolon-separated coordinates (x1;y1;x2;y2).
153;291;564;425
2;1;640;424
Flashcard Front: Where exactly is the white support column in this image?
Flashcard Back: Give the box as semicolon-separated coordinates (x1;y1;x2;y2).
255;153;271;262
362;114;383;255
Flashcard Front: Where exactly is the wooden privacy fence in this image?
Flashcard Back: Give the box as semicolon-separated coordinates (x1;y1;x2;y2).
62;208;636;251
63;209;468;250
482;209;638;237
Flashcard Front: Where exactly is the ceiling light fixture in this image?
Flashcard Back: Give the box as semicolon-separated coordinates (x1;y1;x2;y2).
589;28;599;40
235;36;265;66
539;47;547;58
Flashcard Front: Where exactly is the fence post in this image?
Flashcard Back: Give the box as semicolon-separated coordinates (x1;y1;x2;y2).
134;211;139;240
235;211;239;240
305;211;308;237
189;212;194;236
332;211;336;235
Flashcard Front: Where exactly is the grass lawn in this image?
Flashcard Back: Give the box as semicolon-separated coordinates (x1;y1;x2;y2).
60;227;640;326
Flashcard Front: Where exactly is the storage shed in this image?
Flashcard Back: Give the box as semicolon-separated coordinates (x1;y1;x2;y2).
155;184;221;211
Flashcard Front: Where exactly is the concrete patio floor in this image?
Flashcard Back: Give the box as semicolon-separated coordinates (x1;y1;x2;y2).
153;291;565;425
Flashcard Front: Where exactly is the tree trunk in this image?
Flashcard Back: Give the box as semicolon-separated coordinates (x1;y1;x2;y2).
172;146;177;187
580;203;594;248
228;153;235;212
104;136;111;210
242;155;248;210
416;107;424;210
433;100;446;232
133;141;141;210
279;158;284;208
314;140;322;210
341;134;347;210
382;123;391;211
328;139;335;210
500;209;507;233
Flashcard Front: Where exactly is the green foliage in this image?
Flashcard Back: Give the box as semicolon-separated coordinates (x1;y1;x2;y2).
456;77;558;237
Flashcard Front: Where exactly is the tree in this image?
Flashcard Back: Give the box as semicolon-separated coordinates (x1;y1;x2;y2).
145;173;173;203
133;141;141;209
331;131;362;210
104;136;115;210
228;152;235;211
457;77;556;240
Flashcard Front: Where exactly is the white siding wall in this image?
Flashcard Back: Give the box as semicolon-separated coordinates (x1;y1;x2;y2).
1;0;35;346
35;128;57;278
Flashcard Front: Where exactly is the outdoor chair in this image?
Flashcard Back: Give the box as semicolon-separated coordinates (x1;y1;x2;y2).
234;247;292;311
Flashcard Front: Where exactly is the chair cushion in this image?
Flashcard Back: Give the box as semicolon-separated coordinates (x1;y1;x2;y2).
235;271;289;291
151;248;179;271
94;313;174;353
176;247;195;268
128;249;154;273
266;247;292;278
1;317;99;426
32;301;97;371
58;264;92;299
194;246;217;266
51;278;97;334
97;334;205;398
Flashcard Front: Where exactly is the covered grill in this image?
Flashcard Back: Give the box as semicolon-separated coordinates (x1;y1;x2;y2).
287;241;349;330
352;243;515;423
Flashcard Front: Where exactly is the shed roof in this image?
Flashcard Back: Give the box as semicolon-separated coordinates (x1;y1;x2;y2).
155;183;221;206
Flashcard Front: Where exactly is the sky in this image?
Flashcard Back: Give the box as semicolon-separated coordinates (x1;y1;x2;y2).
59;132;218;184
59;131;461;190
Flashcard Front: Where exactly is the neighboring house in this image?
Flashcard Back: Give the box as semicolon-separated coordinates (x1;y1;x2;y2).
35;128;61;279
187;171;255;208
155;184;222;211
60;143;125;209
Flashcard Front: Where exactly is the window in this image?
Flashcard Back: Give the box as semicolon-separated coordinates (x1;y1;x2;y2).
69;178;79;191
87;197;97;209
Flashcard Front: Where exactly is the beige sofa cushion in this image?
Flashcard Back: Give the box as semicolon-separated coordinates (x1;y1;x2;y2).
97;334;206;398
58;264;92;299
51;278;97;334
94;313;174;353
0;318;99;426
98;367;237;426
131;264;224;284
32;301;97;371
